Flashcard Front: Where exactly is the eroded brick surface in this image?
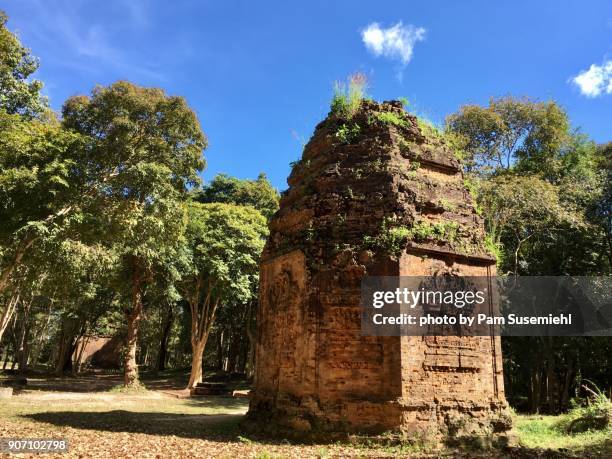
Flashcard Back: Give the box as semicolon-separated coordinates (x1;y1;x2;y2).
247;101;510;440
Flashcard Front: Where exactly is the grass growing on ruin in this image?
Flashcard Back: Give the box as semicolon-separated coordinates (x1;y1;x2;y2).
372;110;410;128
330;73;367;119
416;116;444;138
408;220;461;244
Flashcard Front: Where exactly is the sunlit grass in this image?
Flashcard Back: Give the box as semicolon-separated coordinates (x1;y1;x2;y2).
516;414;611;455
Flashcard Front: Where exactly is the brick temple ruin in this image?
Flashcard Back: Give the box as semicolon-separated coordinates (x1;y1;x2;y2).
247;100;511;441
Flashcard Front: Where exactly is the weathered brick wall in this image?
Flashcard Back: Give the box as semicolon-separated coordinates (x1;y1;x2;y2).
247;100;510;439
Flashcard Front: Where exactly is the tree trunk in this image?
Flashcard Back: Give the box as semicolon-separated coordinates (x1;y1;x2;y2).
28;301;53;366
245;301;257;377
561;354;576;410
73;335;90;375
55;335;77;375
156;304;173;372
18;325;30;373
185;280;219;389
0;260;19;295
237;331;248;374
216;331;223;370
226;331;241;374
124;257;146;387
124;303;143;387
15;298;32;374
0;238;37;295
0;293;19;344
55;318;78;376
187;339;206;389
544;338;557;413
2;343;12;369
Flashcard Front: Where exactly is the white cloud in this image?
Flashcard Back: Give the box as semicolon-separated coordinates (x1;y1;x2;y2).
361;22;426;65
571;60;612;97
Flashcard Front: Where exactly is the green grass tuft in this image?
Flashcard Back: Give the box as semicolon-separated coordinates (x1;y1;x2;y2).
330;73;367;119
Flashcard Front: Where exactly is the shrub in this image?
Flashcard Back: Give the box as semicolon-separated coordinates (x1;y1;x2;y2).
408;220;460;243
484;234;503;262
363;219;411;257
558;382;612;434
335;122;361;144
373;111;409;129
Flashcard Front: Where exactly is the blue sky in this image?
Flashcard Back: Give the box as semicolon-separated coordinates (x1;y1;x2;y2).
4;0;612;190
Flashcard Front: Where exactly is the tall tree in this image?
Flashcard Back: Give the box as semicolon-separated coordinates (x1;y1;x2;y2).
0;11;46;117
62;81;207;386
195;174;279;376
180;202;266;389
0;111;83;324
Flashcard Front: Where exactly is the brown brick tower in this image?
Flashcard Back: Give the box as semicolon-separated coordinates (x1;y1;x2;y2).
247;100;511;441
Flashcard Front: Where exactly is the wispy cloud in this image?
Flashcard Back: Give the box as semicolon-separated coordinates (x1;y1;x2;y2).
361;21;426;65
21;0;164;81
571;60;612;97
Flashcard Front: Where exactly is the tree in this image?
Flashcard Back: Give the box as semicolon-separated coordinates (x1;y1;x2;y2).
194;174;279;377
0;11;46;117
196;173;279;219
0;110;84;338
478;173;586;274
447;95;611;413
62;81;207;386
446;96;569;175
180;202;267;389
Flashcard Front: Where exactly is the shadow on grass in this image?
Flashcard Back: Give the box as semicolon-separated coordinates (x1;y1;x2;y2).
24;410;245;440
13;374;122;393
24;409;321;447
184;397;248;410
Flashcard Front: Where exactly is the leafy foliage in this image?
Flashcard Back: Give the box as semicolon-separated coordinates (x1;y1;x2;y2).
0;11;47;117
335;122;361;144
0;110;85;298
180;202;267;387
183;202;267;305
446;96;569;174
60;80;207;386
373;111;409;129
407;220;460;244
448;95;611;415
195;173;279;220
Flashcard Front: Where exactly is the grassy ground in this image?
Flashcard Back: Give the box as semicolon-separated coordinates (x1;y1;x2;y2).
0;372;610;458
515;415;611;456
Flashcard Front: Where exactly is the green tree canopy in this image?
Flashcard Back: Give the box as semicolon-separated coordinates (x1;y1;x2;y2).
446;96;569;175
478;173;587;274
0;11;46;117
448;96;611;414
195;173;279;219
0;111;83;294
